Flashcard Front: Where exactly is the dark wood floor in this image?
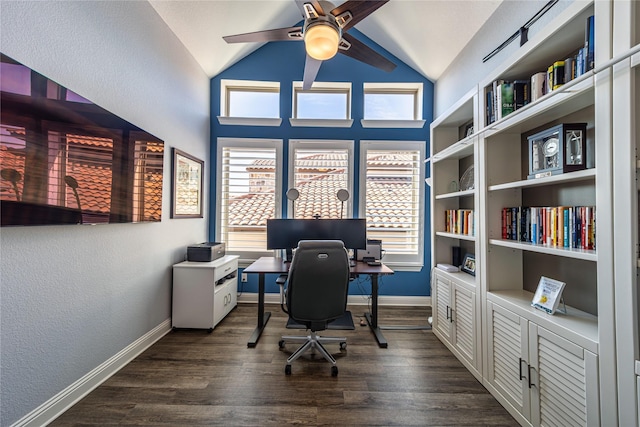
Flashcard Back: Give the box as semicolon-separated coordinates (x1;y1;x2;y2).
51;304;518;426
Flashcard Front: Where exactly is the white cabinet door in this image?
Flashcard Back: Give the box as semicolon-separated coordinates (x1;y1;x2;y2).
452;284;476;367
213;278;237;326
433;273;452;342
486;301;531;422
529;324;600;427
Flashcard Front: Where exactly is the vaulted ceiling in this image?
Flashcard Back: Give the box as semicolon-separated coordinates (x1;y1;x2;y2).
150;0;503;82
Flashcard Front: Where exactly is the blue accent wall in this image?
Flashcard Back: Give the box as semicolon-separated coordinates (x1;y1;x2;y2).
210;28;433;296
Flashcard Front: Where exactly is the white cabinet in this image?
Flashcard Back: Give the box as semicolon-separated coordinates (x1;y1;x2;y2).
432;269;481;380
486;299;600;427
172;255;239;331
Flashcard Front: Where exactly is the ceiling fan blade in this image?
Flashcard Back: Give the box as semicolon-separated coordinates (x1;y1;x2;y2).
223;26;302;44
330;0;389;31
302;55;323;90
339;33;396;72
295;0;326;19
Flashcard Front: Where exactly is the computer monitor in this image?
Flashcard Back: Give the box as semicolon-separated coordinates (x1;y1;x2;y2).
266;219;367;261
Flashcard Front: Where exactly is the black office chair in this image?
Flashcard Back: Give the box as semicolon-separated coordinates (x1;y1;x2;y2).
278;240;350;376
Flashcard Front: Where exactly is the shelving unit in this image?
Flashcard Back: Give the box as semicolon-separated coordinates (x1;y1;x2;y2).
429;1;627;425
612;0;640;425
430;87;482;380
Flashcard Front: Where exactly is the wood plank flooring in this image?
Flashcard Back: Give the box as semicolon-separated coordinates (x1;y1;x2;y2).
51;304;518;426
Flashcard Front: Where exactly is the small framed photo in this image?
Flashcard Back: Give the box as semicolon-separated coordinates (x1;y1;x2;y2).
461;253;476;276
531;276;566;315
171;148;204;218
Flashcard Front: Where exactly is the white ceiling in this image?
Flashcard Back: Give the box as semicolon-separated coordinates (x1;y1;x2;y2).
150;0;503;82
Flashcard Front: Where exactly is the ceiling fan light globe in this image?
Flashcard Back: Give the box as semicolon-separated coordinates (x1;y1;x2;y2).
304;24;339;60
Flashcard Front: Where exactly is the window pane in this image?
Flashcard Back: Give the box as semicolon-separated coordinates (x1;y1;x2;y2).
364;150;421;255
296;92;347;119
220;147;277;251
228;90;279;118
364;92;415;120
292;147;349;219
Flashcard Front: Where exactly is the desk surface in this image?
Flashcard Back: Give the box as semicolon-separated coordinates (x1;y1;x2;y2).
244;256;394;275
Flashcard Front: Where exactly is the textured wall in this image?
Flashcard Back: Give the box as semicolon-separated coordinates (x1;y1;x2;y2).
435;0;575;117
0;1;209;424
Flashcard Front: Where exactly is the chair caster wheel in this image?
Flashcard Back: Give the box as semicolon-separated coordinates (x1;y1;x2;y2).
331;366;338;377
278;340;285;349
339;342;347;350
285;364;292;375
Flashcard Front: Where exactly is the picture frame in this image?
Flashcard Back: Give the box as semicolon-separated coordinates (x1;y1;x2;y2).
171;148;204;218
461;253;476;276
465;123;474;138
531;276;566;315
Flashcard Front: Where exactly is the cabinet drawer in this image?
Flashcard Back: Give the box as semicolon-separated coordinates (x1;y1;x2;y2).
214;258;238;283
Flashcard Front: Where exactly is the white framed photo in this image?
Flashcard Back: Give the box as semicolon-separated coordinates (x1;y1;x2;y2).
531;276;566;314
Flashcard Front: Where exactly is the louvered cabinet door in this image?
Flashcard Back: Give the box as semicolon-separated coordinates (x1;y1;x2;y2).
452;284;476;369
486;301;531;422
433;272;452;343
528;324;600;427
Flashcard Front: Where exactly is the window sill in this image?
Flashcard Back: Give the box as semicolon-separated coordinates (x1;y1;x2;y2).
360;119;426;129
217;117;282;127
289;118;354;128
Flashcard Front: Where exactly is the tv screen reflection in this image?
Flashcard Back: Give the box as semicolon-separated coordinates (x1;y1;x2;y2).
0;53;164;226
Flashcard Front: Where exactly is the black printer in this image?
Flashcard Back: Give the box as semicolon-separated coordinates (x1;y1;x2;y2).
187;242;225;262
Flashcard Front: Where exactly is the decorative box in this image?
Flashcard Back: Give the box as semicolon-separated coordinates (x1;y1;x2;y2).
527;123;588;179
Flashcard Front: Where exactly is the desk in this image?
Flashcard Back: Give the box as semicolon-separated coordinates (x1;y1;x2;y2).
243;257;394;348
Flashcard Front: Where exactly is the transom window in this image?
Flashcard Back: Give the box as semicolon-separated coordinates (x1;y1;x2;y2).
288;140;354;219
359;140;426;268
220;80;280;119
292;82;351;120
363;83;423;120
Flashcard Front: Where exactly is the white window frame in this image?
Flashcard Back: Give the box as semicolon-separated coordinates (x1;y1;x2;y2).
288;139;355;219
359;140;426;271
216;137;283;261
290;81;353;128
218;79;282;126
361;82;426;129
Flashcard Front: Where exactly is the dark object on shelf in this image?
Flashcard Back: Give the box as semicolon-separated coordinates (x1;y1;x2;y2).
187;242;225;262
528;123;588;179
452;246;462;267
461;253;476;276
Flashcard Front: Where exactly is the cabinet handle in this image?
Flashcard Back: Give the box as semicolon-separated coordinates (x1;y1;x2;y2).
449;307;454;323
446;305;451;321
528;365;536;388
518;358;526;381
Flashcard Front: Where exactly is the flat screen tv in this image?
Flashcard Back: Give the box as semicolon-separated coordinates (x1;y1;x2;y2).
0;53;164;226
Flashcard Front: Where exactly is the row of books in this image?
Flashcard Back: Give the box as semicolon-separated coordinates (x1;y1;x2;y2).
445;209;475;236
485;15;594;125
501;206;595;250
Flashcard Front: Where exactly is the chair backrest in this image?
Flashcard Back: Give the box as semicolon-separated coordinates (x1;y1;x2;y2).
286;240;350;331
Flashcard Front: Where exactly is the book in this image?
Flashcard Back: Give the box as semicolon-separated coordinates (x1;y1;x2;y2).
498;82;514;120
531;72;546;102
564;56;575;83
547;65;554;93
552;60;565;90
513;80;529;110
531;276;566;314
585;15;595;71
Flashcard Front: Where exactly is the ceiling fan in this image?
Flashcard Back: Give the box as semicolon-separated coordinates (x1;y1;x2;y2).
223;0;397;90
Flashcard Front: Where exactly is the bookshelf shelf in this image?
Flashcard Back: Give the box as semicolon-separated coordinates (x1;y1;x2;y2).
436;231;476;242
489;238;597;261
432;137;474;162
488;168;596;191
435;189;475;200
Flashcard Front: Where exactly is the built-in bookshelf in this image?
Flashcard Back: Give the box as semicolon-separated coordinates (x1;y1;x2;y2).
431;1;625;425
612;0;640;424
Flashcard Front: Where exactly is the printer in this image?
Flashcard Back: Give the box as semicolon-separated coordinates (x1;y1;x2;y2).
187;242;225;262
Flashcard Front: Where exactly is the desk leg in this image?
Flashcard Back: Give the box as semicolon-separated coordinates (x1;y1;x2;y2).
365;273;388;348
248;272;271;348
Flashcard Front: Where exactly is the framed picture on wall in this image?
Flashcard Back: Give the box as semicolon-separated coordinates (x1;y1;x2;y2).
171;148;204;218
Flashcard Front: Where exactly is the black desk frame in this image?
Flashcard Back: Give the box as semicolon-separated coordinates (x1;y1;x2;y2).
243;257;393;348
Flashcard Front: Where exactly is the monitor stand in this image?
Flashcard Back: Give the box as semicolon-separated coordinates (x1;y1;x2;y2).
284;248;293;263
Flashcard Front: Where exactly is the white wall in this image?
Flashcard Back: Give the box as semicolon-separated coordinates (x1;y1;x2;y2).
435;0;575;118
0;1;210;425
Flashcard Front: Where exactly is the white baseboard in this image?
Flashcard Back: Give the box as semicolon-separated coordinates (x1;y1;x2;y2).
12;319;172;427
238;292;431;307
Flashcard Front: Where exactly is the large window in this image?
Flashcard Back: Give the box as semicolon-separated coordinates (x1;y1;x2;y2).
288;140;354;219
359;141;426;269
216;138;283;257
363;83;423;120
292;82;351;119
